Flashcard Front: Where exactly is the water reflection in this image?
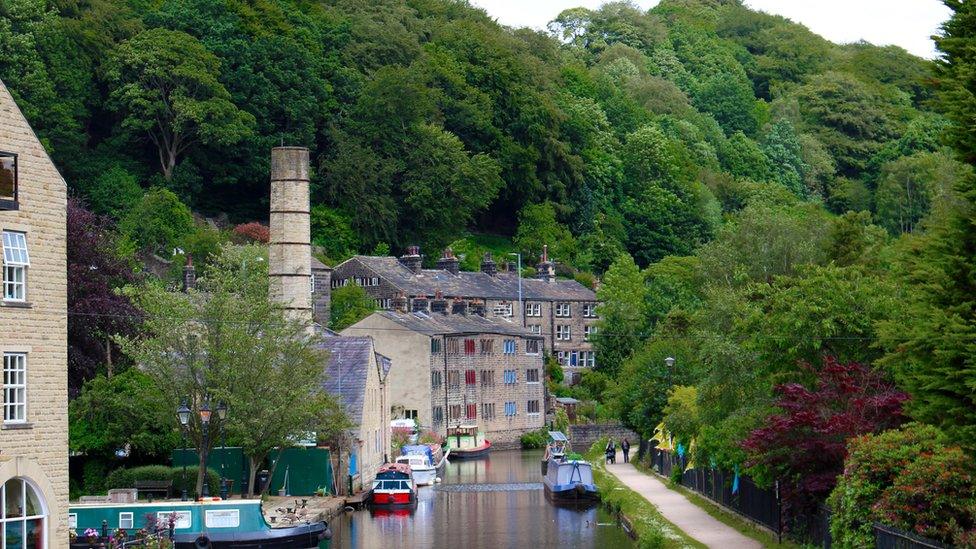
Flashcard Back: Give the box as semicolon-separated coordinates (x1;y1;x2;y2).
325;450;633;549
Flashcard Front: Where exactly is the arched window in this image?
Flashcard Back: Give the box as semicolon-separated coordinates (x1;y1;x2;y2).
1;478;46;549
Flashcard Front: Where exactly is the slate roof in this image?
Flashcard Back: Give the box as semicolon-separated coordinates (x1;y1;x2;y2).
310;257;331;271
319;336;374;426
337;256;596;301
371;310;543;339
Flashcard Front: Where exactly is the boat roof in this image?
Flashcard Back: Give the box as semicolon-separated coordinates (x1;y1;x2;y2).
548;431;569;442
378;462;412;475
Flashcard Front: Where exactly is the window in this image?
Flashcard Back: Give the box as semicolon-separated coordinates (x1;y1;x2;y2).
503;339;516;354
481;403;495;420
449;405;462;420
377;298;392;310
412;299;428;312
526;369;540;383
555;303;571;317
527;400;540;414
447;338;461;355
465;370;477;385
504;402;517;416
480;339;494;355
570;351;579;367
556;351;567;366
464;339;476;355
582;351;596;368
556;325;571;341
404;410;418;420
431;371;442;388
433;406;444;424
431;339;442;354
330;278;346;288
480;370;494;387
447;371;460;388
0;152;17;208
1;478;46;549
584;325;597;341
466;404;477;419
525;303;542;317
69;514;77;529
583;303;597;318
119;512;134;529
526;339;540;355
310;274;316;294
503;370;517;384
492;302;513;317
3;353;26;424
2;231;29;301
528;324;542;334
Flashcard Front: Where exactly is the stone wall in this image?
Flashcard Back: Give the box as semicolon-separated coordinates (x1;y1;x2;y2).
0;78;69;547
568;423;640;454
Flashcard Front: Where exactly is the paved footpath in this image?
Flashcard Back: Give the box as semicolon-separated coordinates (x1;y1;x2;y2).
606;452;763;549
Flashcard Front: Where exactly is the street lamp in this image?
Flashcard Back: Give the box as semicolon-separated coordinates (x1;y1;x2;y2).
176;401;191;501
216;401;229;499
508;253;523;326
199;399;212;498
665;356;675;387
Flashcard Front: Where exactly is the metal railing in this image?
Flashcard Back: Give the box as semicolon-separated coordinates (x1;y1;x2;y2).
873;523;949;549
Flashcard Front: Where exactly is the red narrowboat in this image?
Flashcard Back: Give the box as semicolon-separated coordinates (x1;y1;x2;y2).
369;463;418;508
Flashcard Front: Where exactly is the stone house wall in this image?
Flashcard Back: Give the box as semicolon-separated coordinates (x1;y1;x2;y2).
0;79;69;547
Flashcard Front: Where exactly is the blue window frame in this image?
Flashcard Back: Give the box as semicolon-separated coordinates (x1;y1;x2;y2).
504;402;516;416
503;339;516;354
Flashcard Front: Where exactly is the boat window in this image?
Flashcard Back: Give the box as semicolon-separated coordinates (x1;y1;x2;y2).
156;511;191;529
205;509;240;528
119;512;134;529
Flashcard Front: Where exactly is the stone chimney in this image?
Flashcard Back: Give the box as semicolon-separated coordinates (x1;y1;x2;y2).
480;252;497;276
536;245;556;283
431;289;448;314
436;247;460;275
269;147;312;326
393;292;408;313
451;298;468;315
182;254;196;292
399;246;422;274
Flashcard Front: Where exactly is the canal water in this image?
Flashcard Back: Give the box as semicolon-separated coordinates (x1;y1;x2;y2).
326;449;634;548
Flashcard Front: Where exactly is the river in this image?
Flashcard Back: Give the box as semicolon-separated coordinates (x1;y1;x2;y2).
325;449;634;548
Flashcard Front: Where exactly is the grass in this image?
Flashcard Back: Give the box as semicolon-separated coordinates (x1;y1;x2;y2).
449;232;516;271
633;462;803;549
585;441;705;549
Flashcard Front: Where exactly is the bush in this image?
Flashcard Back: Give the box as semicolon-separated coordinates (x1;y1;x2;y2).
106;465;220;499
828;424;945;548
520;429;548;449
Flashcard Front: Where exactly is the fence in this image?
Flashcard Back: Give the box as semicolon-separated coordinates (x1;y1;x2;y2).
873;524;949;549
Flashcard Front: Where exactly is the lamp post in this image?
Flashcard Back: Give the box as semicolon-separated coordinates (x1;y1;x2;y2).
508;253;523;326
199;399;212;498
665;356;675;388
216;401;228;499
176;401;191;501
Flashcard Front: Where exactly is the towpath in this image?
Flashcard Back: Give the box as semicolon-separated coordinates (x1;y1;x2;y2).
606;451;764;549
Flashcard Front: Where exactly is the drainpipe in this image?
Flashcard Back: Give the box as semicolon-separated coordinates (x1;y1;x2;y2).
443;335;449;438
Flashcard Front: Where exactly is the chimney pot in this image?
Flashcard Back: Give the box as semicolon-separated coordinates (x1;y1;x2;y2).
182;253;196;292
536;245;556;283
480;252;497;277
436;247;460;275
399;246;422;274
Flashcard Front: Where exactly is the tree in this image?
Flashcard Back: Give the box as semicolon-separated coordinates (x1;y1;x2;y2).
67;199;139;395
513;201;576;265
662;385;700;446
118;188;195;255
762;119;807;196
329;285;377;332
874;151;969;235
119;244;334;495
593;253;647;376
103;28;254;180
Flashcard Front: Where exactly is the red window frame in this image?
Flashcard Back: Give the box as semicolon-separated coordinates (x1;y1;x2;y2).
466;404;477;419
465;370;477;385
464;339;476;355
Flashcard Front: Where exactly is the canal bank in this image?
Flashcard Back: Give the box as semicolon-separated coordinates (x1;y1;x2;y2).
326;449;633;548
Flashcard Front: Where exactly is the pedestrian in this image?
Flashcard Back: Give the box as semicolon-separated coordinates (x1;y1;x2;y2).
622;438;631;463
605;438;616;465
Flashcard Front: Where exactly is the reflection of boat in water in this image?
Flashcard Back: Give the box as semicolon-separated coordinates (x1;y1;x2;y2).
542;431;600;505
446;424;491;459
397;445;449;486
370;463;418;508
69;499;330;548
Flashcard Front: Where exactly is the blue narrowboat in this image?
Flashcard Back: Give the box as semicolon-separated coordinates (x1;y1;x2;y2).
542;432;599;505
69;499;330;548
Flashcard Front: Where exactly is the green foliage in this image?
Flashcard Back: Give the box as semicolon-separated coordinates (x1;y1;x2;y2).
519;429;547;449
118;188;195;255
594;254;648;376
329;284;377;331
85;166;144;218
310;205;360;263
105;465;220;499
874;151;970;235
662;386;699;445
514;202;575;264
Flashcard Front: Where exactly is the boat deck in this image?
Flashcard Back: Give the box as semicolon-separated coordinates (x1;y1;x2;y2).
262;495;344;527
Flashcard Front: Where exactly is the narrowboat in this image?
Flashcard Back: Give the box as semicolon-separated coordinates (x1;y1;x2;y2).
445;425;491;459
69;499;330;548
370;463;418;508
541;431;569;476
542;432;599;505
396;445;447;486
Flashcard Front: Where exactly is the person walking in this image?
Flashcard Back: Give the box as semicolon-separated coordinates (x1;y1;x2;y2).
622;438;631;463
605;438;616;465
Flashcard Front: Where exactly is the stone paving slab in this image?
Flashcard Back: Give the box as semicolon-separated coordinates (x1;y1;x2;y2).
606;452;764;549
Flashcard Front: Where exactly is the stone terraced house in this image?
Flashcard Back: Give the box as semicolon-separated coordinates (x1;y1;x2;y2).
0;78;69;548
343;310;546;448
332;246;600;383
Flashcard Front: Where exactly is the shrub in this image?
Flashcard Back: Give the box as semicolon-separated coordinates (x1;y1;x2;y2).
106;465;219;498
828;424;945;547
520;429;548;449
232;222;270;244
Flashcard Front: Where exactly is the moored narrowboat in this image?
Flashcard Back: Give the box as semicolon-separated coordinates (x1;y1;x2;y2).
370;463;418;508
446;425;491;460
542;431;599;506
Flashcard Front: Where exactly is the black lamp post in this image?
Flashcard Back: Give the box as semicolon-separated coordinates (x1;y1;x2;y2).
176;401;191;501
217;401;228;499
665;356;675;388
199;399;212;498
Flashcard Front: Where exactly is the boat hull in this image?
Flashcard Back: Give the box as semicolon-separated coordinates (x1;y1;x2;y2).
448;442;491;460
370;490;418;508
544;483;600;506
72;522;331;549
412;467;437;486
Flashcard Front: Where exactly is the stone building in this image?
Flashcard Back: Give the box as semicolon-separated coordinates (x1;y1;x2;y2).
343;310;546;447
319;336;390;493
0;79;69;547
332;246;599;382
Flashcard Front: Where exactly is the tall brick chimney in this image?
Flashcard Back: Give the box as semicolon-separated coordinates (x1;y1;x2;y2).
182;254;196;292
399;246;422;274
269;147;312;326
536;244;556;283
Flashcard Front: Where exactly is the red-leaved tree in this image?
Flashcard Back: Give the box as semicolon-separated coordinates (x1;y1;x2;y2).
232;222;270;243
742;356;909;518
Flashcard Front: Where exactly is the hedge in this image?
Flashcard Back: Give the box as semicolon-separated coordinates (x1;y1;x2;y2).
105;465;220;498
